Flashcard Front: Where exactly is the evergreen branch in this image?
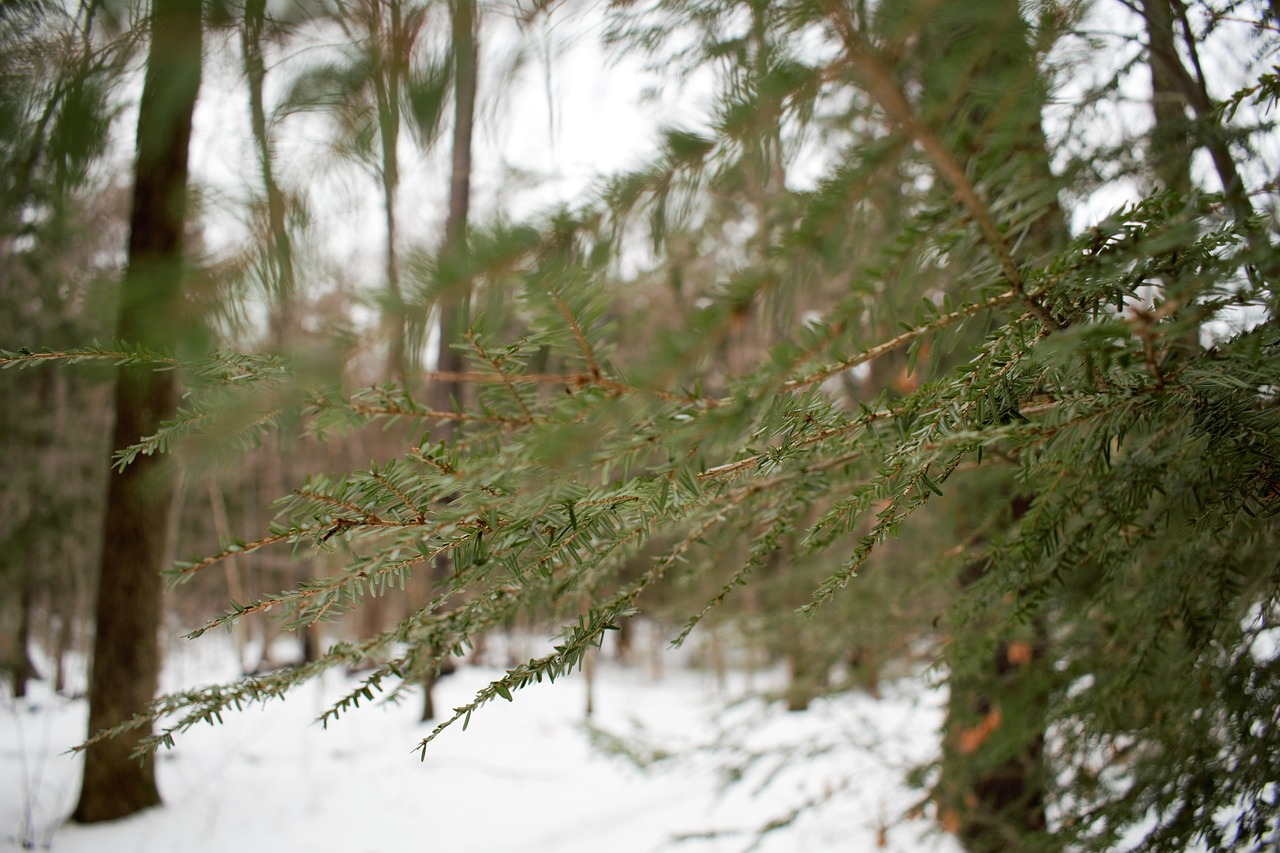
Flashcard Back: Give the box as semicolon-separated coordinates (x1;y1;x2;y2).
121;647;371;756
551;291;602;379
804;449;969;614
186;544;447;638
819;2;1062;330
420;369;595;385
415;368;693;405
168;531;298;585
416;478;765;755
671;485;807;647
292;489;386;523
74;627;401;757
369;469;428;523
112;409;214;470
346;401;537;425
311;494;657;711
199;349;291;383
114;403;287;471
0;344;178;369
698;406;898;481
782;289;1020;392
466;330;535;422
322;580;553;728
409;444;470;480
799;313;1050;606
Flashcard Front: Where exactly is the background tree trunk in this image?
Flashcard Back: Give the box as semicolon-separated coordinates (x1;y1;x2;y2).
243;0;297;344
421;0;477;723
908;1;1064;848
72;0;202;824
10;578;37;698
377;0;407;381
1143;0;1192;196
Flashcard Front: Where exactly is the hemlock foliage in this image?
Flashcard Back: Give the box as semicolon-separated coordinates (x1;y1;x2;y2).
3;0;1280;849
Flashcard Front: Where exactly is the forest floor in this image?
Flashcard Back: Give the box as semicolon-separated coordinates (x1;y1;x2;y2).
2;631;960;853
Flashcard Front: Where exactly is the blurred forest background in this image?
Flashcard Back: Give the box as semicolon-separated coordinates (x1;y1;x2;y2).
3;0;1280;850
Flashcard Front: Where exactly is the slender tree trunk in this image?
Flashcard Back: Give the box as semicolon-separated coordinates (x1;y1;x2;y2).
9;370;55;699
583;645;596;717
1143;0;1253;224
207;480;247;670
73;0;202;823
11;578;37;698
242;0;296;345
421;0;477;722
245;0;316;665
1142;0;1202;359
47;369;77;697
1142;0;1192;196
54;599;73;695
373;0;406;381
435;0;476;384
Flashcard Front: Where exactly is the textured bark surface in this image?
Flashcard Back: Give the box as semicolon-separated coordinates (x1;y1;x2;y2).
73;0;202;824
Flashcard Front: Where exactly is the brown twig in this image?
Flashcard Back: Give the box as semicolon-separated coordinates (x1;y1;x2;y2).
466;331;535;423
552;291;602;379
783;290;1019;392
698;405;900;481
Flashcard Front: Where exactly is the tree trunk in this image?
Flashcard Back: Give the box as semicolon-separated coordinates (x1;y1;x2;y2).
207;479;247;671
10;578;38;698
73;0;202;823
1142;0;1253;226
1142;0;1201;360
1142;0;1192;196
244;0;317;665
375;0;406;381
54;599;74;695
242;0;296;346
435;0;476;385
421;0;477;723
911;1;1062;848
583;646;596;717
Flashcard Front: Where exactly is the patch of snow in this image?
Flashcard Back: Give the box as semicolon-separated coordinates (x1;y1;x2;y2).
1;636;959;853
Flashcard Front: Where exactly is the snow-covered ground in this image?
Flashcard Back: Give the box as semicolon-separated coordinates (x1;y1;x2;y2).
2;635;959;853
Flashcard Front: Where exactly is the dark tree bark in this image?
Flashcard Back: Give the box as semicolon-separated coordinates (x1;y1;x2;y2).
10;578;38;698
72;0;202;824
944;506;1050;853
421;0;477;723
8;370;56;700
